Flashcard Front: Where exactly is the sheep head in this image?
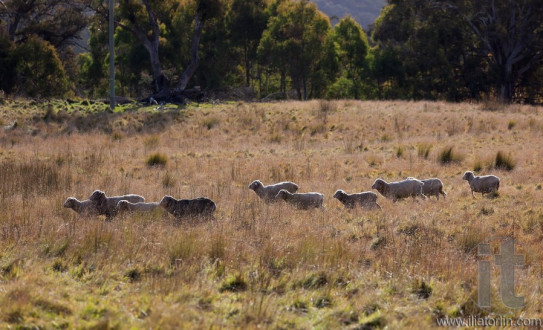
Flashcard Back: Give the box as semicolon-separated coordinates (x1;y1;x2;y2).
159;196;175;209
333;190;346;200
63;197;76;208
89;190;106;202
275;189;289;200
371;179;386;191
248;180;262;191
462;171;474;181
117;200;129;211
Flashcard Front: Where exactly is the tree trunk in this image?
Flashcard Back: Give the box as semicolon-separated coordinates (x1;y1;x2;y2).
244;41;250;86
175;11;204;93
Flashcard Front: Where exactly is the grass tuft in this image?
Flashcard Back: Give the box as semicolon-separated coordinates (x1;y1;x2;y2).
437;146;463;164
412;279;432;299
146;153;168;167
417;143;432;159
302;272;328;290
220;274;248;292
494;151;515;171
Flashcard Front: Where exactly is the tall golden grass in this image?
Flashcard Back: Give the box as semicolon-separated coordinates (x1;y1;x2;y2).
0;99;542;328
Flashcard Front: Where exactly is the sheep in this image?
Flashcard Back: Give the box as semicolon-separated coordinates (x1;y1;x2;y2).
159;195;216;220
407;177;447;200
116;200;159;214
462;171;500;198
333;190;381;210
371;178;426;202
275;189;324;210
248;180;299;203
89;190;145;218
63;197;98;216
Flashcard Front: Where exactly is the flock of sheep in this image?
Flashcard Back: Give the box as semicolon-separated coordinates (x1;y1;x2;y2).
63;191;216;220
63;171;500;220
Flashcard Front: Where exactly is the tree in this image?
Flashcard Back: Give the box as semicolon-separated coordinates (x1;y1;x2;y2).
371;0;488;101
0;34;17;93
258;0;330;100
439;0;543;102
329;16;369;98
226;0;268;87
112;0;223;100
0;0;89;96
14;36;70;97
0;0;89;50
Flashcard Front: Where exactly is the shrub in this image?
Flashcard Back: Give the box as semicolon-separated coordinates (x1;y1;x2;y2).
494;151;515;171
14;36;70;97
146;153;167;167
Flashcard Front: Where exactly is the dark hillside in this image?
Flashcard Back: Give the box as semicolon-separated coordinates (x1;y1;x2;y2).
312;0;386;29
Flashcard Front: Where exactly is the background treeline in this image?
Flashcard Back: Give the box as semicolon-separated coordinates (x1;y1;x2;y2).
1;0;542;103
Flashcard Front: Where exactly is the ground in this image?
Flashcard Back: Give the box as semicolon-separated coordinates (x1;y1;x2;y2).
0;98;541;328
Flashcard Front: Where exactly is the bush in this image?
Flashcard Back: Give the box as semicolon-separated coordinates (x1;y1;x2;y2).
14;36;70;97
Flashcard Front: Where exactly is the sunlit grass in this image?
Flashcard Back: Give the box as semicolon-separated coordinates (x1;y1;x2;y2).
0;99;542;328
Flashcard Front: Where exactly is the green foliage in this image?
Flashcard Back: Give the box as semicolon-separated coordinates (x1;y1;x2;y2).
14;37;70;98
257;0;331;99
326;76;354;99
328;16;369;98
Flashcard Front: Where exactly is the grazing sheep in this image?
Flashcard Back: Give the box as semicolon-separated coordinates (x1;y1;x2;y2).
462;171;500;197
89;190;145;218
63;197;98;216
248;180;299;203
371;178;426;202
116;200;159;214
275;189;324;210
333;190;381;210
159;195;216;219
407;177;447;200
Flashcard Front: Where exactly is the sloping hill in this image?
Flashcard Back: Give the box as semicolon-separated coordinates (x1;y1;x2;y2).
312;0;386;29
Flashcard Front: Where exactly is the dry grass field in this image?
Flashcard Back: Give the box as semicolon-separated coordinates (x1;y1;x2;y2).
0;99;542;328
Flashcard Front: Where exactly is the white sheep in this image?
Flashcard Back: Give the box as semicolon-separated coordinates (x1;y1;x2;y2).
275;189;324;210
63;197;98;216
371;178;426;202
407;177;447;200
89;190;145;218
333;190;381;210
248;180;299;203
462;171;500;197
116;200;159;214
159;195;216;219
